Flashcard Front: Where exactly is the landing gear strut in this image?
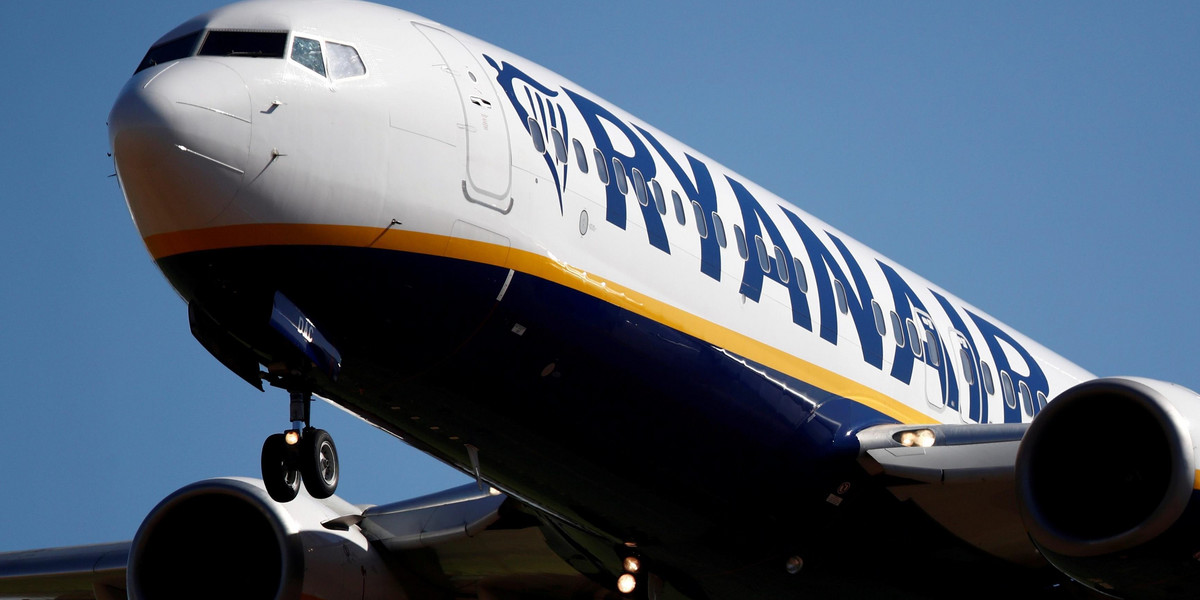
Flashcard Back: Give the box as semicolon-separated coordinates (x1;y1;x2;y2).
260;390;339;503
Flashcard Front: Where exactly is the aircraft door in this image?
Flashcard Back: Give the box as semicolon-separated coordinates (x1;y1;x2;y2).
915;310;946;410
414;24;512;213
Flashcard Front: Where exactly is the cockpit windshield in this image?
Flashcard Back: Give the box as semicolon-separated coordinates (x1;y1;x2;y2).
290;37;366;80
291;37;326;76
135;30;287;74
198;31;288;58
326;42;366;79
135;30;202;74
135;29;364;80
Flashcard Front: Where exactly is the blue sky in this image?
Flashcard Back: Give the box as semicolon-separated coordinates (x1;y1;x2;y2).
2;1;1198;551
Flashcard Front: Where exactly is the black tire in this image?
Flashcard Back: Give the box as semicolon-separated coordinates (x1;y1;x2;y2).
261;433;301;503
300;428;339;499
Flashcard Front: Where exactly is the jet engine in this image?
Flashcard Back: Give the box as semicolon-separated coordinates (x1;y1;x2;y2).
126;477;412;600
1015;377;1200;599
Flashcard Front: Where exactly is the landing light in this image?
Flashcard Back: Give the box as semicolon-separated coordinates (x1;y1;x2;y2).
623;556;641;574
898;429;936;448
285;430;301;445
617;573;637;594
785;556;804;575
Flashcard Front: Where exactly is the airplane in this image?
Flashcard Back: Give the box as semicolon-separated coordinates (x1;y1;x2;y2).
1;0;1197;599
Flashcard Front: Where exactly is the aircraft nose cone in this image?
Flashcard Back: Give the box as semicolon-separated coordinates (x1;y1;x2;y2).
109;60;252;242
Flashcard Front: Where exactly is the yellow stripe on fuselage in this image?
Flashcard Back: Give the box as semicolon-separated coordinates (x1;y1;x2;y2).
143;224;931;425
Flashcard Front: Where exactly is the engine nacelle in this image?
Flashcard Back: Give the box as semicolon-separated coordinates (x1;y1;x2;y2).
1016;377;1200;599
127;477;410;600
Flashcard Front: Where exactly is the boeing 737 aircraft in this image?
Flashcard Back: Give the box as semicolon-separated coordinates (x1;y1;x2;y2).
2;1;1197;599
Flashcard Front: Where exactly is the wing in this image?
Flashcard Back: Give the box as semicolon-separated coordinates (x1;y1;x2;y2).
0;542;129;600
0;479;621;600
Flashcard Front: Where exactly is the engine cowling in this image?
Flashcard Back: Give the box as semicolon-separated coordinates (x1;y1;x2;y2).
1015;377;1200;599
127;477;411;600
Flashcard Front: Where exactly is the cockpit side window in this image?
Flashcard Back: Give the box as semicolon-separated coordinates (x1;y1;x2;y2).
326;42;366;79
291;37;326;76
198;30;288;58
135;30;203;74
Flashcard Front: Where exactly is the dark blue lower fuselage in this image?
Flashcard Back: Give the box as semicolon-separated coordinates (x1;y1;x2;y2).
159;243;1065;598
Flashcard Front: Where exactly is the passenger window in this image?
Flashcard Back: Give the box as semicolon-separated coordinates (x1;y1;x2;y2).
550;128;567;164
1037;391;1048;410
632;168;648;206
871;301;886;336
734;225;748;260
755;236;771;273
926;330;941;366
693;202;708;238
651;180;666;215
712;212;727;248
199;30;288;58
572;139;589;173
612;158;629;194
794;258;809;293
291;37;325;76
673;191;686;225
774;247;789;282
981;361;995;395
136;30;203;73
528;118;546;154
960;348;976;385
906;319;922;357
594;149;609;184
835;280;849;314
1001;371;1016;409
1020;381;1034;416
890;312;904;347
327;42;366;79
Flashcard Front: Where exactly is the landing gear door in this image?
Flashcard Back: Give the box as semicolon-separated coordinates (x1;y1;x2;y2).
414;24;513;213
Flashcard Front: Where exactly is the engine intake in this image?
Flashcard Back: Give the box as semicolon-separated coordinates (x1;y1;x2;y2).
1016;377;1200;599
131;489;292;599
127;477;404;600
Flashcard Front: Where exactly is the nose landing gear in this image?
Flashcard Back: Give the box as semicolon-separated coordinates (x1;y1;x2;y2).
261;432;302;502
260;390;339;503
299;427;339;497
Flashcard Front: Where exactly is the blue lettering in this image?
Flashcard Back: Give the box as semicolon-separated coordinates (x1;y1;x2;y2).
783;208;881;369
967;311;1050;423
877;262;920;385
931;291;985;422
634;125;721;281
726;179;811;331
875;262;956;407
563;89;670;254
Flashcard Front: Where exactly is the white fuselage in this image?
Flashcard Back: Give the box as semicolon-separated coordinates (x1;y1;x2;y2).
111;0;1090;432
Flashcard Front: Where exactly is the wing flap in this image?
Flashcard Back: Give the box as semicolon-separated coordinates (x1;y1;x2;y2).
359;483;507;551
864;441;1021;483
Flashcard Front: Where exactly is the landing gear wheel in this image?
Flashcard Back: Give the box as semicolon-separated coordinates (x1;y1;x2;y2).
300;428;339;499
261;433;301;503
